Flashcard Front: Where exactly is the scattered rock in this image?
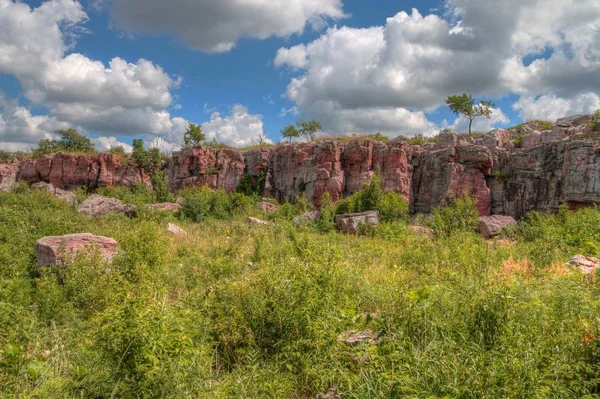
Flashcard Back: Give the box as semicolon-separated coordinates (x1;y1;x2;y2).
77;194;137;217
31;182;77;206
316;387;342;399
256;200;278;213
145;202;181;212
337;330;378;346
478;215;517;238
167;223;186;235
408;225;434;239
247;216;270;226
35;233;119;267
567;255;600;274
334;211;380;234
293;210;321;227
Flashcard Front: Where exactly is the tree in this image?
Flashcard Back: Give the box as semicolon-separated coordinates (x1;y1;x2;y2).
37;128;95;155
132;139;162;173
445;94;495;135
297;120;322;141
183;123;205;148
281;125;300;143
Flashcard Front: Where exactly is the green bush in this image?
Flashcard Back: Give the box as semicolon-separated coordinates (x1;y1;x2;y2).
179;186;254;222
317;191;336;232
151;170;174;203
590;109;600;131
97;183;154;208
428;195;480;237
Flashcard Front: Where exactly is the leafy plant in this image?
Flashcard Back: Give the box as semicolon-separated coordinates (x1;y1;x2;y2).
446;93;495;135
427;194;480;237
183;123;206;148
35;129;95;157
590;109;600;132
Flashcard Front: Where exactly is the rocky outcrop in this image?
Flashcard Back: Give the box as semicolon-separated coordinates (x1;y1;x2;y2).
78;194;137;217
335;211;381;234
36;233;119;267
567;255;600;274
3;113;600;220
31;182;77;206
478;215;517;238
17;152;146;190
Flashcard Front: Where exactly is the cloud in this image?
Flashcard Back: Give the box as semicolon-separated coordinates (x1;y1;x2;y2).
275;0;600;135
513;93;600;122
109;0;346;53
92;136;133;153
0;0;187;149
203;105;271;147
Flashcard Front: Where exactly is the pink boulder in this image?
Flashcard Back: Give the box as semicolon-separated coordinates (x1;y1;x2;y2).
257;201;278;213
335;211;380;234
36;233;119;267
478;215;517;238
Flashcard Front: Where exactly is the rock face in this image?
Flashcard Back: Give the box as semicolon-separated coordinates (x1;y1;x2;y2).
31;182;77;206
78;194;137;217
478;215;517;238
3;113;600;220
335;211;381;234
36;233;119;267
18;153;146;190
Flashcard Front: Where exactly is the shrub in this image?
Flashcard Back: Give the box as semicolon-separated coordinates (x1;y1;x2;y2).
317;191;335;232
34;129;95;157
428;194;480;237
97;183;154;208
179;186;254;222
590;109;600;132
236;172;266;197
151;170;174;203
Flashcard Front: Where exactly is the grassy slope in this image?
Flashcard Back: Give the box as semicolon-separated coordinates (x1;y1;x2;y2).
1;190;600;398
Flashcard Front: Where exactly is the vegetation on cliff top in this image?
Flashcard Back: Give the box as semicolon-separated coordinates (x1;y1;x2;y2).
2;179;600;397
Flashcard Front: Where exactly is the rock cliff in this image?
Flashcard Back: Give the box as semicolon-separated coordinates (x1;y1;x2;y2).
1;114;599;219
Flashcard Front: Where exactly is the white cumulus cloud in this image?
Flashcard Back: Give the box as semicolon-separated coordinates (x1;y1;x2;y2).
203;105;271;147
513;93;600;122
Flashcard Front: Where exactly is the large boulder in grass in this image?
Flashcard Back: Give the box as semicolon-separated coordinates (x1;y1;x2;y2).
31;182;77;206
335;211;380;234
567;255;600;274
293;210;321;227
478;215;517;238
77;194;137;217
247;216;270;226
36;233;119;267
145;202;181;212
257;200;278;213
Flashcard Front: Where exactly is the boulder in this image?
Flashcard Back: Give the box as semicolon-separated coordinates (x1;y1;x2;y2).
293;210;321;227
408;225;434;239
567;255;600;274
36;233;119;267
335;211;380;234
337;330;377;346
0;160;21;192
247;216;270;226
145;202;181;212
478;215;517;238
257;200;278;213
77;194;137;217
31;182;77;206
167;223;186;235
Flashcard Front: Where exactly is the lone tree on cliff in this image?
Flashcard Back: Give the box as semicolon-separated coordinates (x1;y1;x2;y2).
183;123;205;148
445;94;495;135
281;119;322;143
37;129;95;155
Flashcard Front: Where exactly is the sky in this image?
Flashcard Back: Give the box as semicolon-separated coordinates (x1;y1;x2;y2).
0;0;599;153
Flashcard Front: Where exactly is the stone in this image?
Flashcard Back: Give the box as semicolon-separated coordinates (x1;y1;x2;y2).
408;225;434;239
556;115;592;127
478;215;517;238
316;388;342;399
521;132;542;148
77;194;137;217
167;223;186;235
567;255;600;274
335;211;380;234
293;210;321;227
337;330;377;346
145;202;182;212
36;233;119;267
256;201;278;213
31;182;77;206
247;216;270;226
0;160;21;192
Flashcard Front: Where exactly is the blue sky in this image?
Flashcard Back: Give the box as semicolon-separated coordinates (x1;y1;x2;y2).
0;0;599;151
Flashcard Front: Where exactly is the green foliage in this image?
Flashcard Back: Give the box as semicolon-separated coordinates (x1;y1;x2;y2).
514;133;524;148
428;195;480;237
317;191;336;232
35;129;95;157
405;134;438;146
335;173;410;223
151;170;174;203
0;150;16;162
281;124;300;143
105;145;127;157
132;139;163;173
236;172;266;197
297;119;322;141
179;186;254;222
590;109;600;131
510;119;554;134
183;123;206;148
446;93;495;135
4;189;600;397
97;183;155;208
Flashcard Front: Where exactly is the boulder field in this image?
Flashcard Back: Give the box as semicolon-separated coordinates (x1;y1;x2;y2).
2;114;599;219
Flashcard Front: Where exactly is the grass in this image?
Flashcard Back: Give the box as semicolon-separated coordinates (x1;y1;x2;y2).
2;187;600;397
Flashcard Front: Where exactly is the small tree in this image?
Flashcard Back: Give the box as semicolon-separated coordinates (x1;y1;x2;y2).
132;139;162;173
37;128;95;155
297;120;322;141
183;123;205;148
281;125;300;143
445;94;495;135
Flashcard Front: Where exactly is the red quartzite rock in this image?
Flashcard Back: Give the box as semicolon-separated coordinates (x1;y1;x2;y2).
78;194;137;217
0;160;21;192
478;215;517;238
36;233;119;267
